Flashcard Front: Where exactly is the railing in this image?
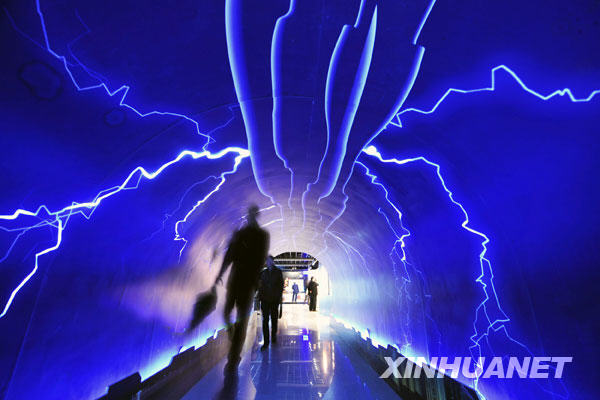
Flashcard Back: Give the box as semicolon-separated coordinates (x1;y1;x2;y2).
97;313;258;400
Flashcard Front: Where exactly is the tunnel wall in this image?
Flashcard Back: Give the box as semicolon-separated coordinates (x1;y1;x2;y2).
1;1;599;400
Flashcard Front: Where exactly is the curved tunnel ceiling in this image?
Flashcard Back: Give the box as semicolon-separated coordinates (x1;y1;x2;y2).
0;1;599;399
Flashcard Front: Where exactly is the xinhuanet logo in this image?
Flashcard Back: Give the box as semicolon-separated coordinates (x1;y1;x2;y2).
380;356;572;379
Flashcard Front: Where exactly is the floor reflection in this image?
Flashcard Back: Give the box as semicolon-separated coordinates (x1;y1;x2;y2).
250;329;335;399
182;306;398;400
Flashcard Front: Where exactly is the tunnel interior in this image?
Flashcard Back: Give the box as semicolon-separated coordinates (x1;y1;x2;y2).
1;1;599;399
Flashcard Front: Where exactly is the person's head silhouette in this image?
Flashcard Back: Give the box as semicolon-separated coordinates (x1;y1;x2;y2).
266;255;275;269
247;204;260;225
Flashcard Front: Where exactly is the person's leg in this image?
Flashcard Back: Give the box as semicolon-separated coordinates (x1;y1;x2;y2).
270;303;279;343
226;290;253;371
227;314;249;371
261;301;270;347
224;289;235;325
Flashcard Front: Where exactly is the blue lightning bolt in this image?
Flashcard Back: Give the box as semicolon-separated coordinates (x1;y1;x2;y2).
357;160;443;355
326;230;372;281
0;147;250;318
358;162;412;303
376;62;597;396
337;55;600;397
326;60;600;344
0;219;63;319
141;107;240;244
360;145;574;397
142;176;220;244
261;217;283;229
389;64;600;128
32;0;215;145
363;145;498;288
173;150;250;259
0;3;255;318
356;161;411;294
360;145;501;395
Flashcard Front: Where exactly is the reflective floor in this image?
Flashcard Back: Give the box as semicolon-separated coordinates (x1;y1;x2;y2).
181;306;400;400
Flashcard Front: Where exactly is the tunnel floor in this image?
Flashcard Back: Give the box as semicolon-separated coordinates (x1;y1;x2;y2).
180;306;399;400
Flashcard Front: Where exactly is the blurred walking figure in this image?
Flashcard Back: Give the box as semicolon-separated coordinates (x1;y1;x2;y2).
291;282;299;303
214;205;270;374
307;277;319;311
258;256;284;350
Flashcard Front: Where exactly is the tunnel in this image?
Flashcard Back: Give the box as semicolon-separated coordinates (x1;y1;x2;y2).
0;1;599;399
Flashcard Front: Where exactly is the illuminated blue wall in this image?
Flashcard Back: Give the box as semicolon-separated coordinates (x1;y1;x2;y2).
1;1;598;399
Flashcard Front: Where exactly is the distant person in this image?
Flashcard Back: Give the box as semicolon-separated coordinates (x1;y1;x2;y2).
291;282;299;303
258;255;284;350
307;277;319;311
213;205;270;374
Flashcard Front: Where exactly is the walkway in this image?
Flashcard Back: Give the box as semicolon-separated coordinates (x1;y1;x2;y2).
181;305;400;399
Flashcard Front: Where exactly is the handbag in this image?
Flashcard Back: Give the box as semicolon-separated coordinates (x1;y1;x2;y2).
188;286;217;330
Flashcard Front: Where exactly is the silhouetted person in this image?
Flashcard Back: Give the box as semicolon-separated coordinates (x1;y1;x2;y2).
307;277;319;311
258;256;284;350
214;205;270;374
291;282;299;303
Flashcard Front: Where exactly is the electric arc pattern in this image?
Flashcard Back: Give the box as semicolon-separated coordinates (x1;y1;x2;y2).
0;1;598;399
